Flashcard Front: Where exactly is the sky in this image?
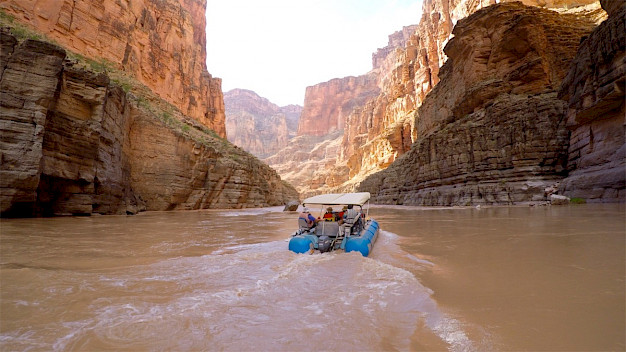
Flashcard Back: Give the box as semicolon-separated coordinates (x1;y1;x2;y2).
206;0;423;107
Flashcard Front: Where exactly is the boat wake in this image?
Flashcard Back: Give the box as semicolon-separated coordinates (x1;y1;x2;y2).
1;229;482;352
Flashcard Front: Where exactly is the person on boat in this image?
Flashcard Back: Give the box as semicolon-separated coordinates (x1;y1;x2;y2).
323;207;336;221
337;206;347;220
343;204;361;226
299;207;317;229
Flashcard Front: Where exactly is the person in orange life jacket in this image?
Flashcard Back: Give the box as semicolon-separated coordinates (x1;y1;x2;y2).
323;207;336;221
299;207;317;228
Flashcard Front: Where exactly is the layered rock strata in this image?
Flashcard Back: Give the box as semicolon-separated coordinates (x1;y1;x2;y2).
334;0;604;189
268;0;603;197
358;2;604;205
264;131;345;198
297;74;379;136
224;89;301;158
0;33;298;216
0;0;226;136
558;0;625;201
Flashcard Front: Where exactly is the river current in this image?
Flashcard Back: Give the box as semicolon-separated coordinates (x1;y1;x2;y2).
1;204;624;351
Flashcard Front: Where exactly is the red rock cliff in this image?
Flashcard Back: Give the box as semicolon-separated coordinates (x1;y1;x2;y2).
297;74;379;136
338;0;603;186
0;0;226;137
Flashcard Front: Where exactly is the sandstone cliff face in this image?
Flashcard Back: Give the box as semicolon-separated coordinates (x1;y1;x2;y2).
336;0;604;188
224;89;301;158
297;74;379;136
264;131;345;198
0;0;226;137
358;2;605;205
0;33;298;216
558;0;625;201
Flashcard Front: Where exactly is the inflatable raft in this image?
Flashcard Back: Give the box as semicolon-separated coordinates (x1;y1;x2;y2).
288;192;379;257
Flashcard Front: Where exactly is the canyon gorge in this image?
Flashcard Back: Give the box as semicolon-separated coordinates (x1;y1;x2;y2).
0;0;298;217
264;0;623;204
1;0;623;217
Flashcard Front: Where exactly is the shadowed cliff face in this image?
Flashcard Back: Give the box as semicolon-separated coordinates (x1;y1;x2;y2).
557;0;625;201
0;0;226;137
0;32;298;216
224;89;302;159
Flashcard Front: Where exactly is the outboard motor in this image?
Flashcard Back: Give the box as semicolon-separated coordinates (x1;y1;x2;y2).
318;235;332;253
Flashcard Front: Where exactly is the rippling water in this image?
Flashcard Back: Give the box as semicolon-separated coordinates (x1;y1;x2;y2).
1;204;624;351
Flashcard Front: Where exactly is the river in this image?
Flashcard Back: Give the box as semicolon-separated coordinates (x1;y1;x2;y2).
1;204;624;351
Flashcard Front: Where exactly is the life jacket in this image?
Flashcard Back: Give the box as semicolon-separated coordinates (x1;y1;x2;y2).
323;212;335;221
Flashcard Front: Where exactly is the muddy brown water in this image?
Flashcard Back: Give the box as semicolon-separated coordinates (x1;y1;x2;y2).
1;204;624;351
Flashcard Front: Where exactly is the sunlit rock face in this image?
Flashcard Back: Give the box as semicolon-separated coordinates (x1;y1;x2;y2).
224;89;301;158
558;0;625;201
0;0;226;137
297;74;380;137
358;2;606;205
0;33;298;216
264;131;345;198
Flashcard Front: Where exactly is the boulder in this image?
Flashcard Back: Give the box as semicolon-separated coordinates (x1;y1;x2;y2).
550;194;571;205
283;200;300;212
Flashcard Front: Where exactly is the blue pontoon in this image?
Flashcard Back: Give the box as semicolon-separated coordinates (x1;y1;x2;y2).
288;192;380;257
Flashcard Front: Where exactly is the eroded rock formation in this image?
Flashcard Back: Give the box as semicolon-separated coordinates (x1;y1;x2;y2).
558;0;625;201
358;2;608;205
224;89;301;158
0;32;298;216
297;74;380;136
0;0;226;136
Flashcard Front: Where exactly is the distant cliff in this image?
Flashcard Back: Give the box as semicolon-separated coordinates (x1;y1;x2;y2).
297;74;380;137
224;89;301;158
359;1;623;205
0;0;226;136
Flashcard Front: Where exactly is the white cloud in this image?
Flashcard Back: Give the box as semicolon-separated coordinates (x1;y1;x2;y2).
206;0;422;106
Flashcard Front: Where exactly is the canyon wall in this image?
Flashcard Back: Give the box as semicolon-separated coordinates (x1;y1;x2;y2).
558;0;625;201
335;0;604;188
0;0;226;136
224;89;301;158
297;74;380;136
358;2;618;205
0;32;298;216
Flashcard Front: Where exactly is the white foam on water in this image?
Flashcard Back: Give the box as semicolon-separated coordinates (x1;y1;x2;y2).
1;230;481;352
